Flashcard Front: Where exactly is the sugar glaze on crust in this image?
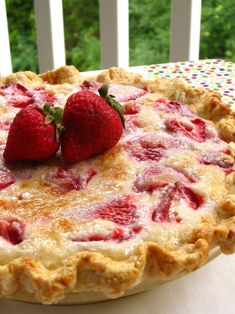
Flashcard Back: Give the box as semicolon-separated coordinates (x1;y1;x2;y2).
0;66;235;304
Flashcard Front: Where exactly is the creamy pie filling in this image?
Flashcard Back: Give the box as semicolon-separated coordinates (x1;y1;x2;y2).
0;81;234;267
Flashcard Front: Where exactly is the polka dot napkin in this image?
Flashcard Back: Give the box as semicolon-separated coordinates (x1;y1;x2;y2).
135;59;235;109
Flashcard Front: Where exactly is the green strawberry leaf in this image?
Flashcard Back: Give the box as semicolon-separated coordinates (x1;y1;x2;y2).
44;115;54;124
98;84;109;99
43;103;64;141
98;85;125;128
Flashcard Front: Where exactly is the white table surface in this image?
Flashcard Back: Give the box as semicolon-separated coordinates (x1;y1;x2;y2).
0;253;234;314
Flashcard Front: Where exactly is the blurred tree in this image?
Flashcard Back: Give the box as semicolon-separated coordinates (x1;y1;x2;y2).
129;0;170;66
200;0;235;61
5;0;235;73
6;0;38;72
63;0;101;71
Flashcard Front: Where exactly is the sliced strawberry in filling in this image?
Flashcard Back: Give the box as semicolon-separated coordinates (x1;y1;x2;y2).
72;196;140;242
0;218;25;245
0;83;58;108
165;117;207;142
0;83;34;108
154;98;195;117
133;165;194;193
44;167;96;193
125;133;191;162
31;86;57;106
122;102;140;115
93;195;138;226
108;85;147;102
81;82;147;102
0;164;16;190
0;120;11;131
125;136;168;161
179;185;204;210
124;116;142;135
72;228;128;242
80;80;103;92
199;151;234;174
152;183;203;223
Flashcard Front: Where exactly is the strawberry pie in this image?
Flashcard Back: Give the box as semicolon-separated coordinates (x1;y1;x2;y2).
0;66;235;304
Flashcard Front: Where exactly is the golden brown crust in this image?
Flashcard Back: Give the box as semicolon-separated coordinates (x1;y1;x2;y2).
0;71;44;87
214;218;235;253
0;66;235;304
39;65;84;84
0;239;209;304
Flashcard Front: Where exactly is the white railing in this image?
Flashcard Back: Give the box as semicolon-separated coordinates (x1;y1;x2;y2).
0;0;202;76
0;0;12;76
170;0;201;62
34;0;66;73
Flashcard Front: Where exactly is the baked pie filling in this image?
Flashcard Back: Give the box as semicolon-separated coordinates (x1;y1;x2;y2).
0;66;234;304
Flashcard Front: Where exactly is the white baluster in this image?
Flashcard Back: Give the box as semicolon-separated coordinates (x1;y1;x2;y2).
170;0;202;62
34;0;66;73
0;0;12;76
99;0;129;68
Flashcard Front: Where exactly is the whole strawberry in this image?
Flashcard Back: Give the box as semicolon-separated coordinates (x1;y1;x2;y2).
62;85;125;164
4;104;63;162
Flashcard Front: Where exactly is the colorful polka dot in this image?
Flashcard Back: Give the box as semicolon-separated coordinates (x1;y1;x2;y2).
140;59;235;108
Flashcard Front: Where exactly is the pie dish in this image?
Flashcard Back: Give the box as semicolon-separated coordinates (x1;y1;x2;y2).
0;65;235;304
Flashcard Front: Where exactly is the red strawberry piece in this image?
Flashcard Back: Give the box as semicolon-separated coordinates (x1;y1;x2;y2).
152;183;203;223
125;133;191;162
122;102;140;115
126;137;166;162
80;82;146;102
62;85;124;164
80;80;103;92
0;217;25;245
223;149;233;155
133;165;194;193
72;227;129;243
71;196;140;243
199;151;234;174
0;152;16;189
165;117;207;142
179;185;204;210
3;104;63;162
108;84;147;102
123;116;141;135
0;120;11;131
112;227;125;240
72;234;108;242
71;224;142;243
92;196;138;226
71;234;105;242
152;183;178;223
0;83;34;108
32;86;57;106
154;98;195;117
0;166;16;190
44;166;96;193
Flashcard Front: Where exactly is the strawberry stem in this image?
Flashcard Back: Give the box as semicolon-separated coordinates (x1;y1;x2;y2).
98;85;125;128
43;103;64;141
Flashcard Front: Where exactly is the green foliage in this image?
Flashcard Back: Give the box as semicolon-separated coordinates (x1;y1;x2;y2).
6;0;38;72
63;0;101;71
200;0;235;61
129;0;170;66
5;0;235;73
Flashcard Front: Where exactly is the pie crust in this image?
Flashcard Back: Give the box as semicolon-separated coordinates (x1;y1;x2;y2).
0;65;235;304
